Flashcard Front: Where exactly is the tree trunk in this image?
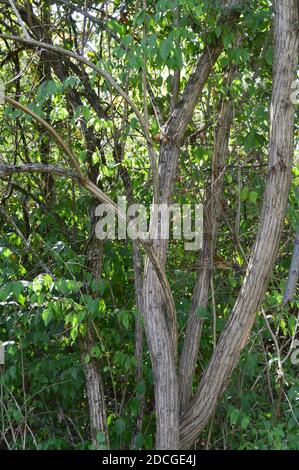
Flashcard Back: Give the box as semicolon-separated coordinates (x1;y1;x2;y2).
283;223;299;303
80;201;110;449
142;1;244;449
179;0;299;448
179;75;235;410
80;321;109;449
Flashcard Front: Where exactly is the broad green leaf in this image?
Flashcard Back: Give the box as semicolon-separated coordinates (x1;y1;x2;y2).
42;308;53;327
160;38;172;61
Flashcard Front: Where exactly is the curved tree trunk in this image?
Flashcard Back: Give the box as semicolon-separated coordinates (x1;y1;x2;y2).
179;68;235;411
142;1;244;448
179;0;299;448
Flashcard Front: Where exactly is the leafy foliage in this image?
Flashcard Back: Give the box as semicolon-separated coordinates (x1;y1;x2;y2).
0;0;298;450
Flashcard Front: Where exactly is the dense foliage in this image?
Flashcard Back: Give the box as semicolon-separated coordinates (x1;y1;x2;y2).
0;0;298;450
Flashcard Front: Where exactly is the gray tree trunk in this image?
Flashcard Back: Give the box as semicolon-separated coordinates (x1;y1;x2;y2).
283;223;299;303
179;0;299;448
142;2;244;449
179;68;235;411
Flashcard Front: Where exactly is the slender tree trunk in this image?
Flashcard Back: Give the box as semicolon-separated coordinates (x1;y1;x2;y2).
179;0;299;448
80;200;109;449
179;69;235;411
142;145;181;448
80;320;109;448
283;223;299;303
132;241;146;438
143;235;180;449
112;135;146;440
142;1;243;449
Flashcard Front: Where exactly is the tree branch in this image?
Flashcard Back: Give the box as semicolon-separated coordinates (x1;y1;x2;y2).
0;34;153;145
7;0;31;39
56;0;121;44
0;163;80;180
1;97;177;332
164;0;245;142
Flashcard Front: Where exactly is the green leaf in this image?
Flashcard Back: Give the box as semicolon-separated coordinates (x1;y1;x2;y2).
32;276;43;294
63;76;79;90
288;315;297;335
249;191;258;203
159;38;172;61
215;25;222;38
43;274;53;290
96;431;106;444
91;279;101;294
265;48;273;66
46;80;60;96
82;105;91;121
84;353;91;364
130;117;138;129
134;432;144;449
136;380;146;396
91;345;101;358
229;408;240;425
134;9;146;26
121;311;130;329
78;150;87;162
223;32;234;50
17;293;26;305
240;187;249;202
91;279;107;296
129;398;140;416
114;350;126;366
42;308;53;327
11;281;24;298
115;418;126;435
196;306;208;318
241;416;250;430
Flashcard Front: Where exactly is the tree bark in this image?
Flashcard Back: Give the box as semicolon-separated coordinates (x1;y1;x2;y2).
179;0;299;448
179;69;235;411
142;1;244;449
283;223;299;303
79;320;109;449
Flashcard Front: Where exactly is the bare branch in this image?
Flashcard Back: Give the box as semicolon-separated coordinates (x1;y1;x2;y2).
170;5;181;114
0;163;80;180
0;205;53;276
1;97;176;330
179;66;236;412
7;0;31;39
0;34;153;145
4;96;85;179
142;0;159;200
56;0;121;44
